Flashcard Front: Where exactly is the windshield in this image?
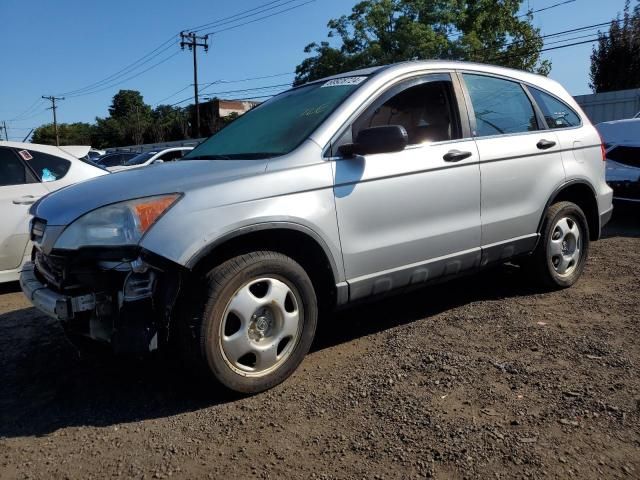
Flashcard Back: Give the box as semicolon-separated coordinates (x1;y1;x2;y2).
125;151;157;166
184;76;368;160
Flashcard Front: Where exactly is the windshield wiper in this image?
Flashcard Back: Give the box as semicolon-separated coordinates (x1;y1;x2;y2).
185;154;233;160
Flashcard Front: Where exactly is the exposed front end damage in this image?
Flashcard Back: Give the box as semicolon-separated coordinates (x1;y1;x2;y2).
21;244;183;354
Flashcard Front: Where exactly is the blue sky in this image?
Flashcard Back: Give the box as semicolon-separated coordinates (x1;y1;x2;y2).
0;0;628;140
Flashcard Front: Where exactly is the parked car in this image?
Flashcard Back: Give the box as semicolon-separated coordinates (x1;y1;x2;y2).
20;61;613;393
596;119;640;203
0;142;108;283
95;151;138;168
107;147;193;172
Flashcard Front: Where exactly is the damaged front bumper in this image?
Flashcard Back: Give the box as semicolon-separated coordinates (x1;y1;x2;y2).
20;250;183;354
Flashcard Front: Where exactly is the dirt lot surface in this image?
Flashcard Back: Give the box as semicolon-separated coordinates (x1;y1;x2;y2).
1;209;639;479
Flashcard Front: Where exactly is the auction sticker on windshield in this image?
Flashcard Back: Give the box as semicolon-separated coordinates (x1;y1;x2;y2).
321;77;367;88
18;150;33;161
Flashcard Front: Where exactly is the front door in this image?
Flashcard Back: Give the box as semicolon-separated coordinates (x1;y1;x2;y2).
332;73;482;300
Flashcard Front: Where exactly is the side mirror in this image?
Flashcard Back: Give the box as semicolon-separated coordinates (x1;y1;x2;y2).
339;125;408;157
153;159;164;164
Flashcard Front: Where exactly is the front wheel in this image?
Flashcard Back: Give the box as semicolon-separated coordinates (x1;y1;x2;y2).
531;201;590;288
184;251;318;394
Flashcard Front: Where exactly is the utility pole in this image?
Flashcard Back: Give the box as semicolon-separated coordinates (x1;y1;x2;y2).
180;31;209;137
42;95;65;146
1;121;8;141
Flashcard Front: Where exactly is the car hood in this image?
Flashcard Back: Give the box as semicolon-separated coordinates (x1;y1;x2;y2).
32;159;267;225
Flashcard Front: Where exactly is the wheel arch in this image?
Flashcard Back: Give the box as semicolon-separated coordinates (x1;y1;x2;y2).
185;222;346;309
539;180;600;240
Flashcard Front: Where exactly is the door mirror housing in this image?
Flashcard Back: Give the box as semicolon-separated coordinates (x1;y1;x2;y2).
153;159;164;165
339;125;408;157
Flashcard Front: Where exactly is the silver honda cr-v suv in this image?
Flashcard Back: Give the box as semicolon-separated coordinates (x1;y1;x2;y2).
21;61;613;393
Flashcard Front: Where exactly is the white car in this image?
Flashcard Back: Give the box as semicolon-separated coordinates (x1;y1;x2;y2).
0;141;108;282
107;147;193;172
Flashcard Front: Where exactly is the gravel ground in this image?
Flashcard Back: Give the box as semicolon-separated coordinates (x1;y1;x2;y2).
1;208;639;479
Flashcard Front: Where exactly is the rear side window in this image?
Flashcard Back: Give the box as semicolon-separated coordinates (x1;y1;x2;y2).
0;148;27;186
26;150;71;182
529;87;581;129
463;74;539;137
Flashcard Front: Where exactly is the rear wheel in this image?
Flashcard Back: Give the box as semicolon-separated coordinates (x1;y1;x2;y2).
184;251;317;394
531;201;590;288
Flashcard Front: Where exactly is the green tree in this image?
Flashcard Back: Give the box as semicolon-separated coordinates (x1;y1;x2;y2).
94;90;153;146
149;105;189;142
32;122;94;145
294;0;550;85
590;0;640;93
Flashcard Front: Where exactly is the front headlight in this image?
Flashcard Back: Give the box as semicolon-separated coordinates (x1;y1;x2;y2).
55;194;180;249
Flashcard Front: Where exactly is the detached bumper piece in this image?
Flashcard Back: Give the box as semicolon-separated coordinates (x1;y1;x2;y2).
20;252;182;355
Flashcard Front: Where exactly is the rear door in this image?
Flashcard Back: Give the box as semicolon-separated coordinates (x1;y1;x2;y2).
332;72;482;300
459;72;565;263
0;147;48;272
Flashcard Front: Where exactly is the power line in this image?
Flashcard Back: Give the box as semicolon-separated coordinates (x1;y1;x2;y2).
65;49;181;98
56;35;179;96
189;0;304;33
8;99;45;122
519;0;577;17
201;0;316;36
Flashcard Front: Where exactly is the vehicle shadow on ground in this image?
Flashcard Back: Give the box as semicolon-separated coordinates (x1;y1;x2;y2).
0;264;540;439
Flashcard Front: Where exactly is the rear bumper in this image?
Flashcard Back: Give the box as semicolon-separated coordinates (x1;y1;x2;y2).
599;206;614;230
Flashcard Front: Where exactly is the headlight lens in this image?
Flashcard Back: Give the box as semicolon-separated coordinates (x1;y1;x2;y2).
55;194;180;249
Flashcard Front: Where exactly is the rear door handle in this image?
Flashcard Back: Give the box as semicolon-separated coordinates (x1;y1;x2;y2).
12;196;39;205
443;150;472;162
536;139;556;150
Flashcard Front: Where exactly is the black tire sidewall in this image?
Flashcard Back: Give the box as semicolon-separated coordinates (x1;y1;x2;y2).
200;253;317;394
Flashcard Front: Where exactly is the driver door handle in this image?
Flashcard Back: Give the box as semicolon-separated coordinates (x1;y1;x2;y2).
536;139;556;150
12;195;39;205
443;150;473;162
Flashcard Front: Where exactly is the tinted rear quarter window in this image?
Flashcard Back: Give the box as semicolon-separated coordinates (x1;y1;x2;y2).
0;148;27;186
529;87;581;129
463;74;539;137
26;151;71;182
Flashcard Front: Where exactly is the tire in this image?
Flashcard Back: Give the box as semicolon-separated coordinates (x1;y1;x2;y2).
183;251;318;394
531;201;590;288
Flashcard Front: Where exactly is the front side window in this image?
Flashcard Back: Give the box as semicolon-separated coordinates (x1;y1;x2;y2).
185;77;368;160
24;150;71;182
463;74;538;137
351;75;461;145
529;87;581;129
0;148;27;186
